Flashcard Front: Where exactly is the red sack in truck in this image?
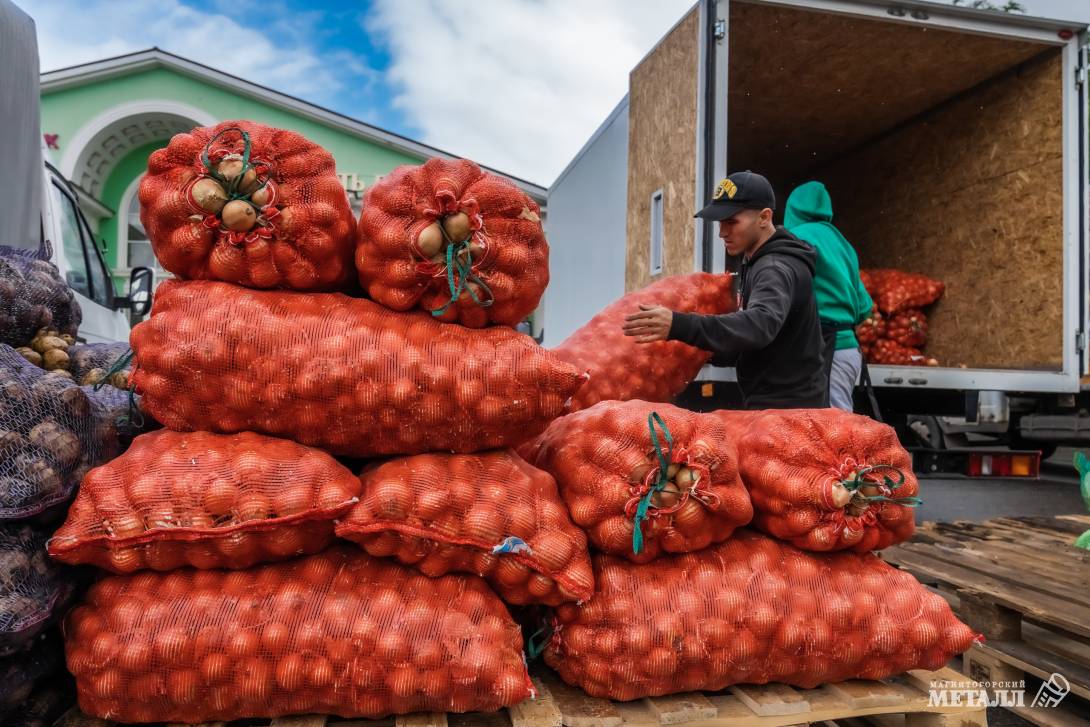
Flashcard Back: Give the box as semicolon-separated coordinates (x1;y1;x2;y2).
64;547;533;722
336;450;593;605
553;273;736;412
862;269;944;314
854;304;885;347
49;430;360;572
718;408;919;552
868;339;935;366
886;308;928;348
545;530;978;701
139;121;356;291
356;158;548;328
519;400;752;563
130;280;585;456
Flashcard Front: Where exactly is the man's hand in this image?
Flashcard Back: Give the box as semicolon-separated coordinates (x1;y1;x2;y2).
622;304;673;343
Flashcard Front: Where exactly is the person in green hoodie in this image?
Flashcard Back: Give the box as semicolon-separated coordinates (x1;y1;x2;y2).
784;181;873;411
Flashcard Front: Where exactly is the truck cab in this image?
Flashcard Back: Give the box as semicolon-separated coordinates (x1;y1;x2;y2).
40;158;152;342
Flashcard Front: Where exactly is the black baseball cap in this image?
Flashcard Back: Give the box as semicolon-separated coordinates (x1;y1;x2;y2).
695;171;776;221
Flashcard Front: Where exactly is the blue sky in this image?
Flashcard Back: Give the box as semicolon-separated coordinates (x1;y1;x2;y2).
22;0;1090;186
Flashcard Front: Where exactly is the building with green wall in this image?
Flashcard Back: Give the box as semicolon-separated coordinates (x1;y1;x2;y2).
40;48;546;292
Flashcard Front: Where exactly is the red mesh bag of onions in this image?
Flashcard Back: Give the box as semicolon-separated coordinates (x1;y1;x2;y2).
717;408;919;552
139;121;356;291
553;273;736;412
519;400;752;564
130;280;585;456
356;158;549;328
64;547;534;722
545;529;979;701
861;269;944;315
48;430;360;573
336;450;593;606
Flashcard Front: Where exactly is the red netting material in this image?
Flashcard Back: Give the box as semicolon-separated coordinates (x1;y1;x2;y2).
356;158;548;327
553;273;736;411
717;409;918;552
519;401;752;563
886;309;928;348
64;547;534;722
139;121;356;291
49;430;360;573
336;450;593;606
545;530;978;701
130;280;585;456
861;269;944;315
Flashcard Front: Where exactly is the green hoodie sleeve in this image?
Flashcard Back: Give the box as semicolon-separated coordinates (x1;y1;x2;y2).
855;273;873;324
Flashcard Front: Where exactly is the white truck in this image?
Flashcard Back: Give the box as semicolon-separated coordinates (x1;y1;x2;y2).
546;0;1090;465
2;0;151;343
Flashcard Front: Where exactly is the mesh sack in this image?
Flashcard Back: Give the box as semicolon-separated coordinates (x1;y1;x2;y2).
49;430;360;573
0;346;129;520
0;247;81;349
545;529;978;700
718;408;919;552
130;280;585;456
68;343;132;388
336;450;593;605
553;273;735;412
886;308;928;348
868;339;934;366
854;304;885;347
356;158;548;328
519;400;752;563
65;547;534;722
139;121;356;291
0;524;72;657
0;628;64;715
862;269;944;315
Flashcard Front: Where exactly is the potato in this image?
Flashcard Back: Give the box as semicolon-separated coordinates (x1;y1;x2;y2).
109;371;129;390
43;348;69;370
28;420;82;468
31;336;66;354
221;200;257;232
60;334;75;346
50;369;74;381
80;368;106;386
15;347;42;366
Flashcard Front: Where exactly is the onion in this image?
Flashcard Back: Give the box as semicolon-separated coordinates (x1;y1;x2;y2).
250;183;272;207
417;223;444;258
215;156;245;184
276;653;306;690
221;200;257;232
192;178;228;213
442;212;471;243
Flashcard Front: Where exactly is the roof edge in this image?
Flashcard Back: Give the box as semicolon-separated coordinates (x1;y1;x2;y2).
41;48;548;200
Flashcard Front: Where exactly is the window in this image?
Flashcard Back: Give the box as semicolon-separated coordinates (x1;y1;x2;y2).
52;181;91;298
650;189;664;275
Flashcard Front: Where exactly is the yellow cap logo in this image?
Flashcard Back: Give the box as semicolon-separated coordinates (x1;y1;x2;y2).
713;178;737;200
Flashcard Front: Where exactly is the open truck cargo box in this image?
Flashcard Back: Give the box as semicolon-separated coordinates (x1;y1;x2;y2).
619;0;1089;394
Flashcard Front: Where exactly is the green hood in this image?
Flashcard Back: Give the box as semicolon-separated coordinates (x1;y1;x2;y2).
785;181;872;350
784;180;833;227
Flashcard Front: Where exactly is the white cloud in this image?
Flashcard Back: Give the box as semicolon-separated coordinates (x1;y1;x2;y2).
23;0;356;104
366;0;695;186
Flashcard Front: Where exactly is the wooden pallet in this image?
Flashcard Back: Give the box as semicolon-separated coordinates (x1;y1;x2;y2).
52;666;986;727
881;515;1090;727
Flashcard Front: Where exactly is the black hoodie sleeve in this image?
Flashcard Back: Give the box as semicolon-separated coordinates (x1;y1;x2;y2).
668;259;798;361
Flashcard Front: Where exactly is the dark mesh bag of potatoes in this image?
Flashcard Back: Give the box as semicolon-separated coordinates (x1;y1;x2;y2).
0;247;81;349
0;628;64;716
0;345;132;520
67;342;132;388
0;524;72;657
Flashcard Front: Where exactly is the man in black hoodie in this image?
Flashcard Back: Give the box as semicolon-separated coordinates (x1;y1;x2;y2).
622;171;826;409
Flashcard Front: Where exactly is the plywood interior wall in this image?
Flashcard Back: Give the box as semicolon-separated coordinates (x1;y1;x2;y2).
726;1;1050;193
818;50;1064;370
626;7;699;292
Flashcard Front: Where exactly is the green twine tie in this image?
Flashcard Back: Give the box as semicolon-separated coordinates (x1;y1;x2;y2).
430;235;494;317
1073;452;1090;549
526;624;552;660
199;127;269;203
93;348;134;392
632;412;673;555
842;465;922;507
